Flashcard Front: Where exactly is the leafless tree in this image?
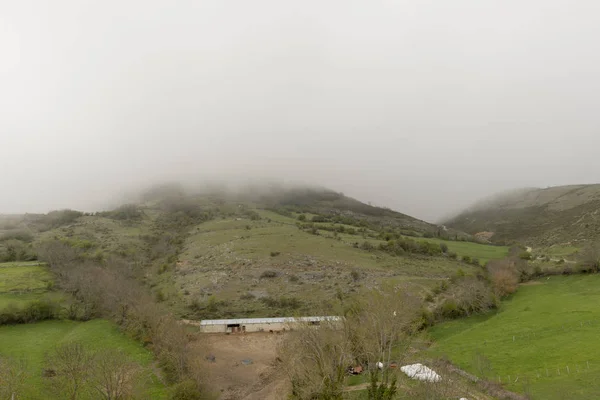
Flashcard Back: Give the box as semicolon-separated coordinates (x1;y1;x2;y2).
581;242;600;272
280;320;352;400
90;349;142;400
45;342;93;400
349;290;421;398
0;357;28;400
281;290;423;399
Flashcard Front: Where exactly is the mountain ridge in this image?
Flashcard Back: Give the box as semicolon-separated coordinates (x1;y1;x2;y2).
445;184;600;246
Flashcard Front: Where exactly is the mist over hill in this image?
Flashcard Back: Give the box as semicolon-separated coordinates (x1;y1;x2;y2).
445;184;600;246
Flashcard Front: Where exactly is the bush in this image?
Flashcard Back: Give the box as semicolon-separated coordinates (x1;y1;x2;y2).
260;270;278;279
100;204;142;221
360;241;375;252
260;296;301;309
311;215;329;223
519;252;532;260
0;299;59;325
462;255;472;264
297;214;306;221
270;251;281;257
487;259;520;297
440;299;460;318
439;243;449;253
471;258;481;266
350;270;361;282
0;230;34;243
170;380;206;400
448;251;458;260
289;274;300;283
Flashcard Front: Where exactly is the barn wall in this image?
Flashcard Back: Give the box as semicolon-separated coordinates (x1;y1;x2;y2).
199;322;289;333
198;319;343;333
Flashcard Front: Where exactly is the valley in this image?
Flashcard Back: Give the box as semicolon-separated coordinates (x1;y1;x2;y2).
0;184;599;400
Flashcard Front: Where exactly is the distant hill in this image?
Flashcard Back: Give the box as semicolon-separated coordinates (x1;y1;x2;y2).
445;184;600;246
0;184;492;319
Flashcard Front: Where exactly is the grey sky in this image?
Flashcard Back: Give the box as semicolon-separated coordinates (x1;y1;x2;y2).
1;1;599;222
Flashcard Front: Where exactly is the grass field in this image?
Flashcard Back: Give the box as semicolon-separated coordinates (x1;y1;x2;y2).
0;319;167;399
429;275;600;399
416;237;509;265
0;261;62;309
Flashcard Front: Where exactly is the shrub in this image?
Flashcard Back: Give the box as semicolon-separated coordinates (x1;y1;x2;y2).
350;270;361;282
260;270;278;279
297;214;306;221
260;296;301;309
471;258;481;266
490;267;519;297
519;252;532;260
439;243;449;253
289;274;300;283
423;232;434;238
360;241;375;252
448;251;458;260
462;255;472;264
0;230;34;243
169;379;205;400
240;292;256;300
311;215;329;223
100;204;142;221
440;299;460;318
0;299;59;325
270;251;281;257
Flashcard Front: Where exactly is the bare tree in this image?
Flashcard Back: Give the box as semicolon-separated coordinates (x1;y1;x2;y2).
280;320;352;400
90;349;142;400
349;290;421;398
281;290;423;399
581;242;600;272
45;342;93;400
0;357;28;400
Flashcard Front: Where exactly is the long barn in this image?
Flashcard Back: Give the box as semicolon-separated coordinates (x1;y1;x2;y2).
196;316;342;333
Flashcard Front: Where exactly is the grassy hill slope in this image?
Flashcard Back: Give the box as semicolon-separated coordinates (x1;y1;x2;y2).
445;184;600;247
1;185;506;320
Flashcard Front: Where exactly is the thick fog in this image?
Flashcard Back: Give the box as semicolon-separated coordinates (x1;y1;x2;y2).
1;1;600;222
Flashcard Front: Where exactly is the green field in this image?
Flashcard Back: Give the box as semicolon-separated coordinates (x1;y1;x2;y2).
416;237;509;264
0;261;62;309
0;319;167;399
430;275;600;399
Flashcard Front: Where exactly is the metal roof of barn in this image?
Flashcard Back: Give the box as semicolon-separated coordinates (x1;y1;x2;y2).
199;316;342;326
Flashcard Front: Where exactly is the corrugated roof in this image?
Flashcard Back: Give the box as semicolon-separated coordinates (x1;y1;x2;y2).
199;316;342;326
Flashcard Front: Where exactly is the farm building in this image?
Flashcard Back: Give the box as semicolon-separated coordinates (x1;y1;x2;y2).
196;316;342;333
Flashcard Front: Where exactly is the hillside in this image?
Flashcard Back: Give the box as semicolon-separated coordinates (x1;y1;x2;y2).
444;184;600;247
0;185;494;321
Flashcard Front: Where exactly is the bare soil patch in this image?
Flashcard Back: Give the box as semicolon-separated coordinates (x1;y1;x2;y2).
196;333;288;400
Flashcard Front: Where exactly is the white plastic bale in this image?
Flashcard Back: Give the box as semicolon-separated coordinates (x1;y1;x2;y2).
400;363;441;382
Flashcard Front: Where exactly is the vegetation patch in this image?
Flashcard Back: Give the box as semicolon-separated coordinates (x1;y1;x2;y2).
0;319;167;399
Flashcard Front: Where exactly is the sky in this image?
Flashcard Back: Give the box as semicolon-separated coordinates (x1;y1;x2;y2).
1;1;600;222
